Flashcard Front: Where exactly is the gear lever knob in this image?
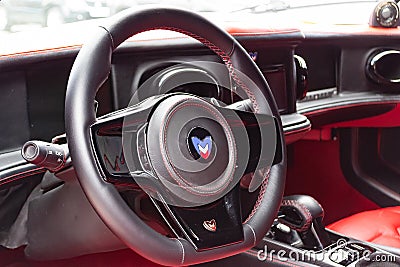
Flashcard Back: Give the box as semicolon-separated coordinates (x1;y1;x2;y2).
279;195;330;250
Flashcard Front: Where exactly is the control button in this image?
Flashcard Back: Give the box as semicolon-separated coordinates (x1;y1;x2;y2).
381;7;392;19
21;140;67;172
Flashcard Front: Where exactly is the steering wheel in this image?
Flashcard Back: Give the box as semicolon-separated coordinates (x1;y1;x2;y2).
65;7;286;266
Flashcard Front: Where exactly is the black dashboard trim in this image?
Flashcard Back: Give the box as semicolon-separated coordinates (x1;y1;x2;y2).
340;128;400;207
0;150;45;188
298;92;400;128
281;113;311;144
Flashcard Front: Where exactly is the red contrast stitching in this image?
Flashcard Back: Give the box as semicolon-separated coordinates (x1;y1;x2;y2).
243;168;271;224
0;167;46;186
128;26;260;113
127;26;267;218
280;199;313;232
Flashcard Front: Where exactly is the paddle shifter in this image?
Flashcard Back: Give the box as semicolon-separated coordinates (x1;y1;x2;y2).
278;195;331;250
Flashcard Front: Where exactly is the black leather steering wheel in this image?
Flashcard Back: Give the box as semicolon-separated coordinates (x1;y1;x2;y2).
65;7;286;266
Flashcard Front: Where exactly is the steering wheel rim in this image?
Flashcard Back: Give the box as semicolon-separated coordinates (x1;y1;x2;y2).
65;7;286;266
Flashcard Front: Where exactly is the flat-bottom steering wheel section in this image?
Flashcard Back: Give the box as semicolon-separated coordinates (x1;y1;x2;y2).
91;93;276;250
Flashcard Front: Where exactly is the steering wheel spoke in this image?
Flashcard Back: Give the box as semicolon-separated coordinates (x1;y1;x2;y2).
222;106;277;173
90;95;168;182
150;184;244;251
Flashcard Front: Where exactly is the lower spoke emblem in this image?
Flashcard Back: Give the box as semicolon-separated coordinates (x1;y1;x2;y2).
203;219;217;232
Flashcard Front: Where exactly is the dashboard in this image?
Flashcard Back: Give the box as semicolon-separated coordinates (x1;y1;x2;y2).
1;25;400;186
0;14;400;264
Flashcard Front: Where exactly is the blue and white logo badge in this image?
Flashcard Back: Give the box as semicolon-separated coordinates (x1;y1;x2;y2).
191;136;212;159
249;51;258;62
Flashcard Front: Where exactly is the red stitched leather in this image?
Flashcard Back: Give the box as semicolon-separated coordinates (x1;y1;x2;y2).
0;167;45;186
125;26;269;225
129;26;260;113
243;168;270;224
0;45;82;59
279;199;312;232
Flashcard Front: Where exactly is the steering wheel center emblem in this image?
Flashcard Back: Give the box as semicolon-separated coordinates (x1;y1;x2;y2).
187;127;214;160
191;136;212;159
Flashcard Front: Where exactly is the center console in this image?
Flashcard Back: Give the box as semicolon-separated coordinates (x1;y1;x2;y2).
251;195;400;266
199;195;400;267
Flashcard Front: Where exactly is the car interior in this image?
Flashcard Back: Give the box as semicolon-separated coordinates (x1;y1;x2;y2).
1;1;400;266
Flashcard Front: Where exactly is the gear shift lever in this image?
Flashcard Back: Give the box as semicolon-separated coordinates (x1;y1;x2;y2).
278;195;331;250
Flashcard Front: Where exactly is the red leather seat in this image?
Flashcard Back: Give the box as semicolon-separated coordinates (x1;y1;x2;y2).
328;206;400;248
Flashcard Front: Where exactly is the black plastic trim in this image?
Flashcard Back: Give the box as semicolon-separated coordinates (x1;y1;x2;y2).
281;113;311;144
297;92;400;114
0;150;45;189
297;92;400;127
340;128;400;206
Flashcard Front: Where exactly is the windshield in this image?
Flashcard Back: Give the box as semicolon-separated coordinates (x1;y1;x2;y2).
0;0;380;33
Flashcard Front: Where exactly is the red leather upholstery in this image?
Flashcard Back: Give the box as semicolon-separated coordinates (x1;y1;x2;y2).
328;206;400;248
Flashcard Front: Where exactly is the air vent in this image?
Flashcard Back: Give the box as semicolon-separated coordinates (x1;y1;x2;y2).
367;49;400;84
